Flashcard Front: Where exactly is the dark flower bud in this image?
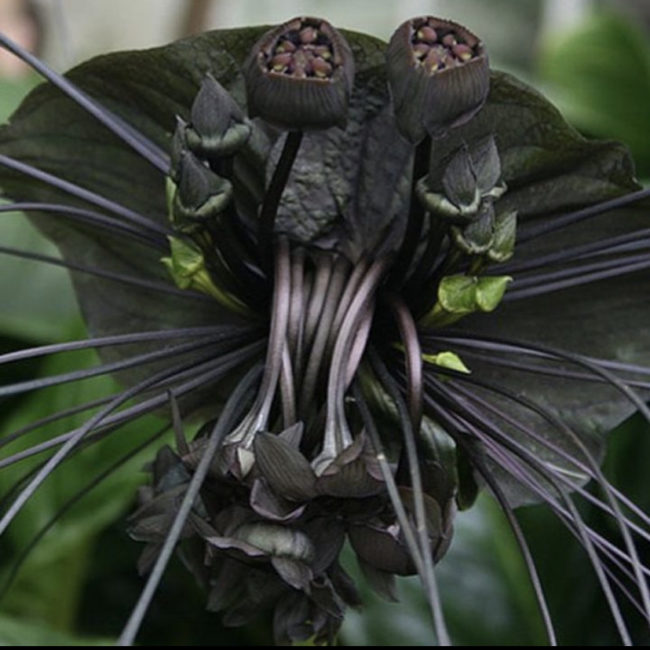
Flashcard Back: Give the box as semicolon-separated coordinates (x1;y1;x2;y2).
486;209;517;262
387;16;490;142
244;16;354;130
416;135;505;223
173;151;232;225
169;116;188;183
451;199;496;254
185;74;251;158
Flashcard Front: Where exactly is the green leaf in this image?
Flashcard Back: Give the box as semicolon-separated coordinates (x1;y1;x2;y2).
422;351;470;374
539;11;650;179
0;614;112;646
420;274;511;327
162;236;250;314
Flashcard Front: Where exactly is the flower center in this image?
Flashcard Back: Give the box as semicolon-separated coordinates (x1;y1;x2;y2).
409;17;480;72
265;18;336;80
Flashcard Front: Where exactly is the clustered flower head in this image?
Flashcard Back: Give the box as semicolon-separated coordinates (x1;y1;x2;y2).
0;13;649;647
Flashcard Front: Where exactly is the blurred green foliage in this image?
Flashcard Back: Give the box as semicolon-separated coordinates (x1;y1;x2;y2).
539;11;650;180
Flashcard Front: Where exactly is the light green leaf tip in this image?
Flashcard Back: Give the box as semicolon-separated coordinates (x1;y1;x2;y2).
420;274;512;327
161;236;251;316
422;350;471;374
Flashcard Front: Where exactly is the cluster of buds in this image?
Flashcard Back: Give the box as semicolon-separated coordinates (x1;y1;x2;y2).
167;75;254;235
418;136;516;261
129;416;457;644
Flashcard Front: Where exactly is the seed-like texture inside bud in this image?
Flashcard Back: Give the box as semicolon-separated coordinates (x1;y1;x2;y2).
409;17;482;72
387;16;490;143
245;16;354;130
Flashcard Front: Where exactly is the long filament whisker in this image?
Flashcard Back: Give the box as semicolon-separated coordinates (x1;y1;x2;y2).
435;368;650;543
517;188;650;243
425;377;636;643
0;326;239;365
0;341;264;472
369;351;451;646
463;443;558;646
0;32;169;173
0;244;212;301
352;382;451;647
442;373;650;617
0;334;240;399
0;423;169;602
0;202;167;249
0;154;170;235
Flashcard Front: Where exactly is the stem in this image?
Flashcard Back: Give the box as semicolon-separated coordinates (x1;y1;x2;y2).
259;131;304;272
391;138;432;287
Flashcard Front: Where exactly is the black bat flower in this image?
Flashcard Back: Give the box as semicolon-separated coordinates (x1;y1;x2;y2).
0;15;649;646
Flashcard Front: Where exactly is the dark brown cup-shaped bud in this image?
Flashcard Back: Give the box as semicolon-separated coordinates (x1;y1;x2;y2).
387;16;489;143
244;16;354;130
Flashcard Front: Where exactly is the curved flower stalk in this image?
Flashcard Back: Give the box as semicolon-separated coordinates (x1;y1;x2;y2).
0;15;649;646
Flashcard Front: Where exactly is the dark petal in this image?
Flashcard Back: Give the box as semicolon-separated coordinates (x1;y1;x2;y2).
177;536;211;590
487;209;517;262
136;542;161;576
316;433;385;498
310;574;348;619
270;103;413;260
212;504;253;537
328;561;363;608
128;484;204;526
253;430;318;501
442;144;479;210
188;512;218;538
279;421;305;446
357;559;399;601
221;570;287;628
271;556;313;591
206;559;246;613
172;150;233;221
128;514;169;543
302;517;346;574
186;74;251;158
348;522;415;575
316;457;385;498
206;534;266;559
419;416;459;505
151;445;190;490
452;200;495;254
398;486;444;546
471;134;502;194
273;592;312;644
249;477;307;522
